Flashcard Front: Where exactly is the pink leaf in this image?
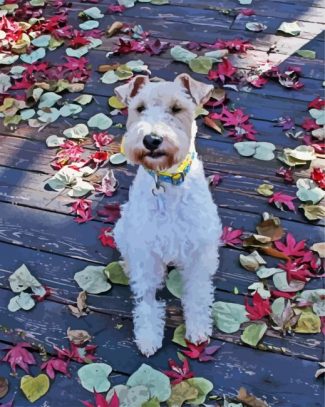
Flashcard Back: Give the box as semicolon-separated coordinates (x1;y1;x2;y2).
274;233;307;257
1;342;36;373
269;192;296;211
221;226;243;246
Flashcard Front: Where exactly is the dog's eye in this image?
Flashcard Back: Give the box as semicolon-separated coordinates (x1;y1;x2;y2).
136;105;145;113
171;105;182;114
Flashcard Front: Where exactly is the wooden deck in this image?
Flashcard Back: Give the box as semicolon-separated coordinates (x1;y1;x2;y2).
0;0;324;405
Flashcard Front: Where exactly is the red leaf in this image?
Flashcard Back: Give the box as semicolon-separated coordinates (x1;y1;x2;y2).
269;192;296;211
221;226;243;246
278;260;315;283
245;292;271;321
70;199;93;224
41;357;70;379
214;39;253;53
240;8;256;16
274;233;307;257
311;168;325;189
276;167;294;184
208;58;237;82
271;290;296;299
98;227;116;248
90;151;109;164
92;132;114;149
163;358;194;385
107;4;126;13
83;391;119;407
95;170;118;197
301;117;320;132
54;343;97;364
97;203;121;223
308;97;325;110
69;32;90;49
1;342;36;373
181;340;220;362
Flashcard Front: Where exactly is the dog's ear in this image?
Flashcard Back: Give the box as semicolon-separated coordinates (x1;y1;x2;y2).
114;75;150;105
174;73;214;105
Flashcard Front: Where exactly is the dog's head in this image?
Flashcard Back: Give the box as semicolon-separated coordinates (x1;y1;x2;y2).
114;74;213;171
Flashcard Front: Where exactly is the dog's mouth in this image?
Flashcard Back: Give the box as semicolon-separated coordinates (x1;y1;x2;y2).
145;150;167;159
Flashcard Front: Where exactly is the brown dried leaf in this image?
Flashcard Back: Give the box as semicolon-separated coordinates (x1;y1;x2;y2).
259;246;290;261
243;234;272;248
210;88;226;102
97;64;120;73
68;291;89;318
0;376;9;398
256;218;284;241
203;116;223;134
237;387;269;407
67;328;92;345
106;21;124;37
310;242;325;258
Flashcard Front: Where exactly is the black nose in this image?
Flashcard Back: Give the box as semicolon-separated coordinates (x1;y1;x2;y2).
143;134;163;151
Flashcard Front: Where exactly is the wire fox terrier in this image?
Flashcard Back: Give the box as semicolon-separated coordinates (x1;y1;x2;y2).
113;73;222;356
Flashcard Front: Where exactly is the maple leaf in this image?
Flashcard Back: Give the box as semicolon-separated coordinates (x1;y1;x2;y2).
208;58;237;82
70;199;93;224
276;167;294;184
41;357;70;379
145;38;170;56
240;8;256;16
115;38;146;54
269;192;296;211
274;116;295;131
92;132;114;149
245;292;271;321
278;260;314;283
1;342;36;373
248;75;268;88
82;390;120;407
211;106;249;127
311;168;325;189
214;39;253;53
274;233;307;257
303;135;324;154
207;173;222;186
301;117;320;132
54;343;97;364
98;227;116;248
63;56;89;72
69;32;90;49
163;358;194;385
89;151;109;164
308;97;325;110
97;203;121;223
221;226;243;246
95;170;118;197
271;290;296;299
182;340;221;362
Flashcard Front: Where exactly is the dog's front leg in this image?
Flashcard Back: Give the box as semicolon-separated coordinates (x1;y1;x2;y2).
127;255;166;357
180;245;219;344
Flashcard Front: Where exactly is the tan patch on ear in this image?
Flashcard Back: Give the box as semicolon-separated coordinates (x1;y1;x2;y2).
130;76;147;98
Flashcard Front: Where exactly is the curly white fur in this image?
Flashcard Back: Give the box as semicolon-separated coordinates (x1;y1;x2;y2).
113;74;222;356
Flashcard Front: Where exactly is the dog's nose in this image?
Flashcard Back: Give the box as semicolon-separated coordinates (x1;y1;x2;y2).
143;134;163;151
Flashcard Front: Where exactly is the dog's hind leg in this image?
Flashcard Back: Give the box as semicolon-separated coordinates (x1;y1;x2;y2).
127;253;166;357
180;244;219;344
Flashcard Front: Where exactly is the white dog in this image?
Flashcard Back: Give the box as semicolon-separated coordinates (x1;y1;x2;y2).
113;74;222;356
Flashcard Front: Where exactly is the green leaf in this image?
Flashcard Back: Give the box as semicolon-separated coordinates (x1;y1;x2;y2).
277;21;301;36
68;179;95;197
166;269;182;298
101;70;120;84
241;323;267;347
189;56;213;74
297;289;325;316
212;302;249;333
248;282;270;299
256;267;283;279
74;266;111;294
74;94;93;105
45;135;66;148
0;73;11;93
107;385;150;407
126;59;147;72
87;113;113;130
78;363;112;392
204;49;228;61
0;53;19;65
118;0;136;8
37;107;60;123
172;324;187;347
127;364;171;402
151;0;169;4
271;297;285;317
9;264;42;293
38;92;62;109
20;48;46;64
31;35;51;48
47;167;82;192
184;378;213;405
167;381;198;407
66;46;89;58
8;292;36;312
104;262;129;285
296;187;325;204
79;20;99;30
115;64;133;80
309;109;325;126
63;123;89;139
83;6;104;19
295;50;316;59
170;46;197;64
20;109;35;120
273;272;305;292
234;142;275;161
256;183;274;197
59;103;83;117
142;398;160;407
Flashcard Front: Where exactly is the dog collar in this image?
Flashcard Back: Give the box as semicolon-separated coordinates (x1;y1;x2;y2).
146;152;196;186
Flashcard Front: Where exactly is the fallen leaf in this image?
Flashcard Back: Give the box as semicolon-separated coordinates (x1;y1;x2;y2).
221;226;243;246
104;261;129;285
300;204;325;220
272;272;305;292
8;292;36;312
170;45;197;64
172;324;187;347
295;50;316;59
277;21;301;36
189;56;213;74
245;22;267;32
212;302;249;333
167;380;198;407
256;184;274;197
83;390;120;407
164;358;194;385
245;292;271;320
237;387;269;407
107;21;124;37
185;377;213;405
310;242;325;258
239;251;266;272
78;363;112;392
269;192;296;211
63;123;89;139
271;299;300;335
67;328;91;345
241;323;267;347
20;374;50;403
203;116;223;134
294;308;321;333
41;358;70;380
256;216;284;241
166;269;182;298
1;342;36;374
274;233;307;257
74;266;111;294
87;113;113;130
98;227;116;248
315;362;325;379
0;377;9;398
248;282;271;299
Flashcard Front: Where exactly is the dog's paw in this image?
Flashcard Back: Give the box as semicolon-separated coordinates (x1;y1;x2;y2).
185;323;212;345
135;334;163;357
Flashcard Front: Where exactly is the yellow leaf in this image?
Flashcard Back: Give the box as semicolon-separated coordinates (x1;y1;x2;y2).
294;308;321;334
108;96;126;110
20;374;50;403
